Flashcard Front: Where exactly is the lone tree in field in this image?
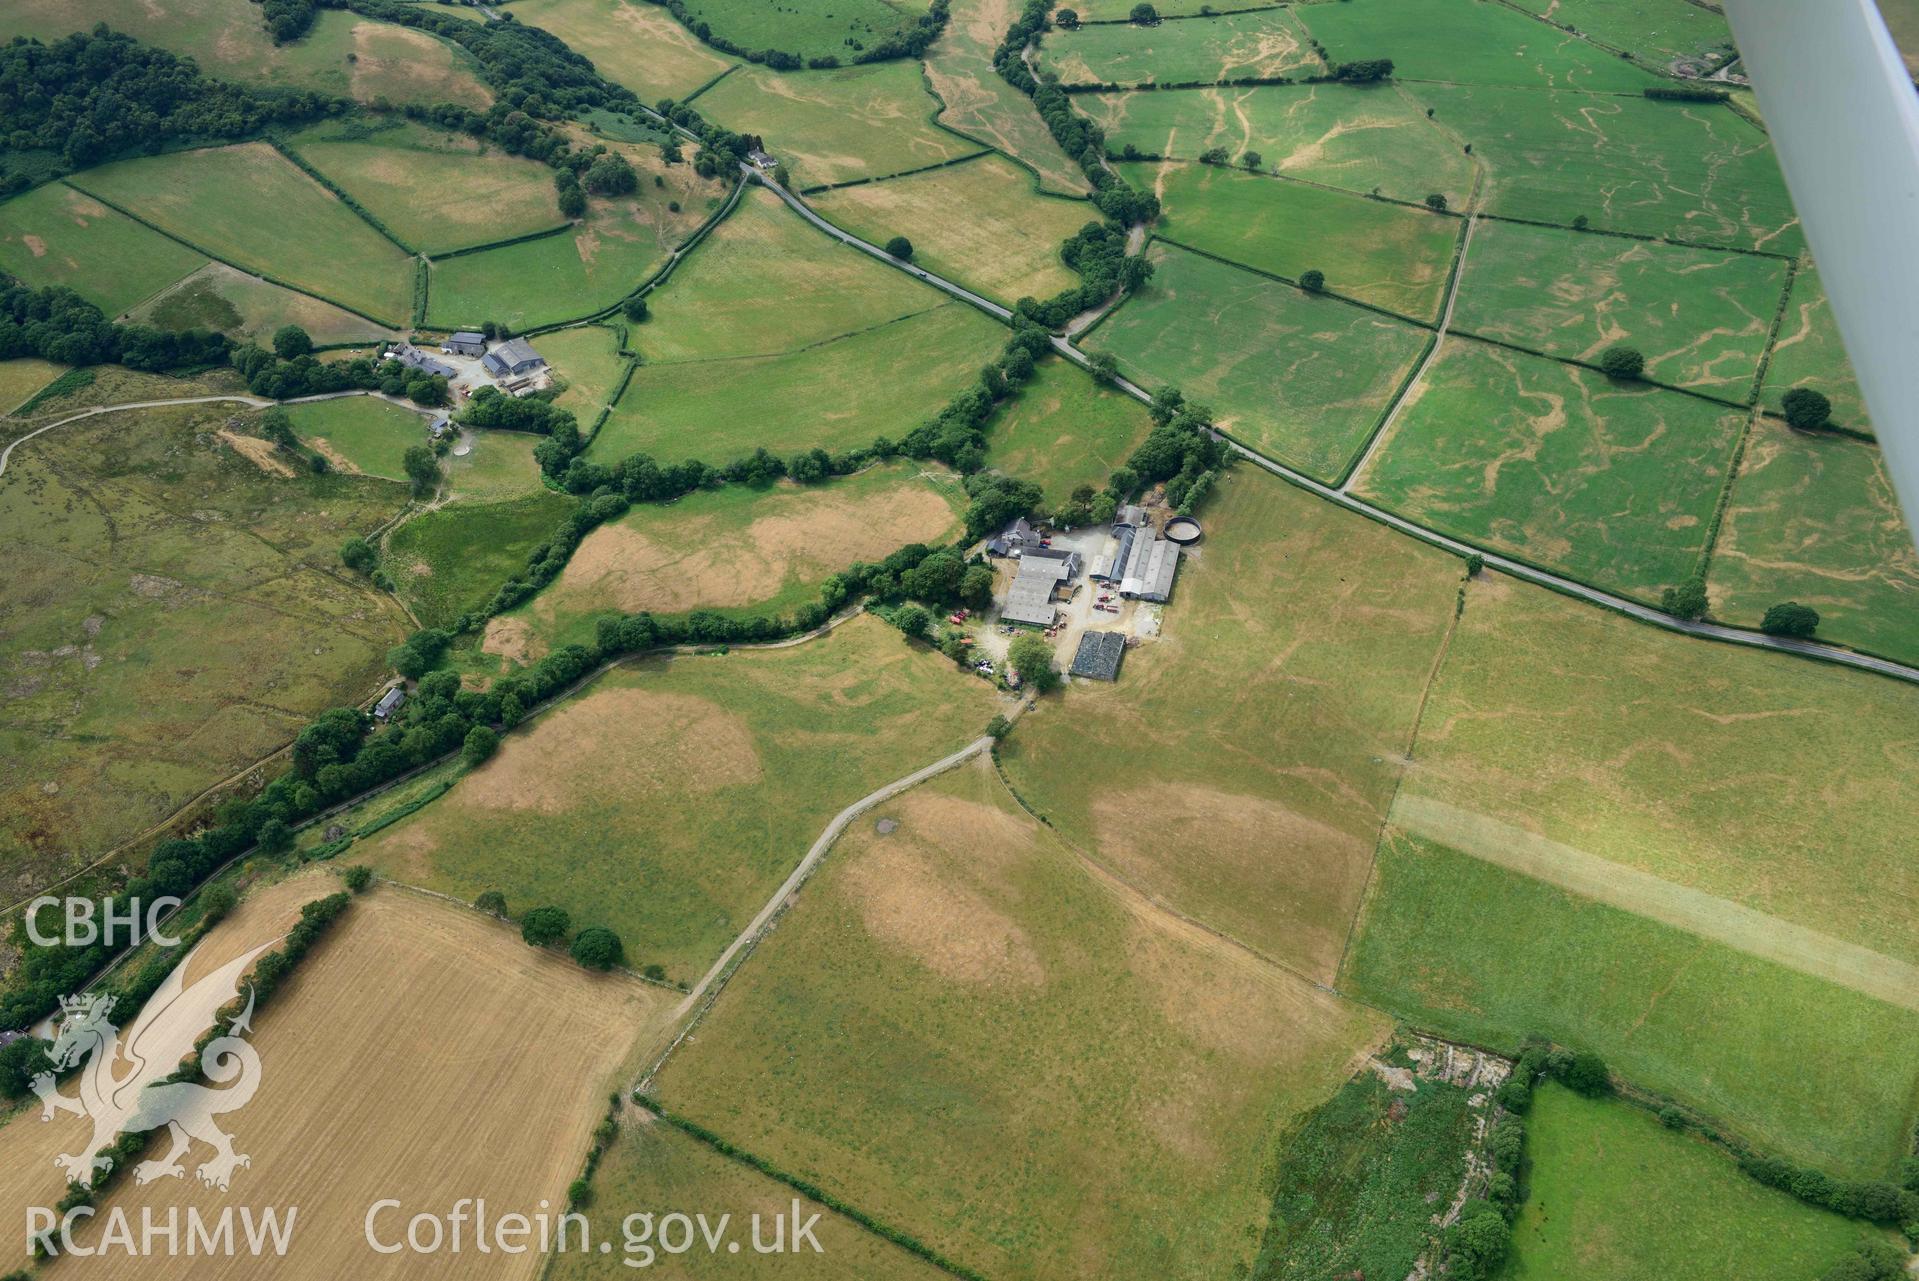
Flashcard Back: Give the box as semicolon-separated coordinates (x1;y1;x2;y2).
1425;192;1448;211
1299;268;1326;293
1599;344;1645;380
342;865;373;893
521;906;571;948
1761;601;1820;638
402;443;440;497
1130;2;1159;23
1241;150;1263;170
885;235;914;260
1055;6;1079;26
474;890;508;918
1197;146;1230;166
340;537;377;575
271;324;312;360
1661;577;1709;620
570;927;624;971
1781;385;1832;431
622;295;649;323
261;407;298;452
1008;634;1060;693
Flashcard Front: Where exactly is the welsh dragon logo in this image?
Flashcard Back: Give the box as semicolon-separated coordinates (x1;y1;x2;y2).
31;940;276;1192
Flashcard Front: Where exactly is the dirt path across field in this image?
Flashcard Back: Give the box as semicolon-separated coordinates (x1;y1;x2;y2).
1392;792;1919;1012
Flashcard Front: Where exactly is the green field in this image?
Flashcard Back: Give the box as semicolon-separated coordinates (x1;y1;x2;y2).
357;616;998;983
288;120;562;256
1253;1051;1485;1281
0;183;208;315
1353;342;1746;600
425;150;721;331
537;325;630;419
1453;219;1791;396
1345;828;1919;1178
129;263;390;347
554;1115;951;1281
0;359;68;416
652;757;1390;1280
810;155;1090;304
1709;417;1919;665
501;464;965;653
1506;1084;1871;1281
1127;160;1459;320
0;0;491;108
667;0;932;62
1296;0;1657;90
631;186;958;362
443;429;547;503
287;396;427;480
386;489;577;629
0;404;409;892
998;468;1460;980
925;0;1091;195
1037;8;1320;86
1763;264;1872;432
694;63;979;189
591;304;1005;464
509;0;734;101
1090;244;1430;481
983;355;1155;509
1412;84;1802;254
71;144;416;324
1507;0;1736;69
1083;82;1475;206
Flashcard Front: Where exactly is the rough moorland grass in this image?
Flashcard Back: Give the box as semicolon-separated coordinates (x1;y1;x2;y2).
809;154;1090;305
1353;342;1746;601
997;468;1460;981
537;324;629;419
357;616;999;983
72;143;416;324
653;757;1390;1281
500;464;965;654
288;120;561;255
1295;0;1656;90
386;487;574;629
0;183;207;316
1037;8;1319;86
129;262;389;347
983;354;1155;508
425;154;720;331
287;396;425;480
694;63;977;189
1344;827;1919;1178
1082;82;1474;206
0;0;490;108
1708;417;1919;665
0;359;68;417
1507;1084;1869;1281
1253;1057;1483;1281
1090;244;1429;481
1762;263;1872;433
510;0;734;101
925;0;1090;195
633;186;957;363
592;304;1005;464
553;1115;952;1281
1125;160;1458;320
1507;0;1736;68
1453;218;1792;395
1410;83;1802;254
668;0;931;63
0;404;409;893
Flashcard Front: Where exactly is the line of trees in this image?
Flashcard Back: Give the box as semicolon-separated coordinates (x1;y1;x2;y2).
639;0;948;69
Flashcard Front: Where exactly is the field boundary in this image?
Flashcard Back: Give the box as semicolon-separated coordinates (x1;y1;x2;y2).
797;147;996;194
58;180;407;330
268;137;421;256
680;62;740;104
1150;233;1439;330
916;66;1094;200
425;220;576;262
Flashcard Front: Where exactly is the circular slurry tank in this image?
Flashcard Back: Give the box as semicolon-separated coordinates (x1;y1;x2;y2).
1164;516;1203;545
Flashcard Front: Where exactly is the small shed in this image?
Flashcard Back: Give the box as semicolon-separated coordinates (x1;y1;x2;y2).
373;687;406;721
1070;631;1126;681
445;331;486;357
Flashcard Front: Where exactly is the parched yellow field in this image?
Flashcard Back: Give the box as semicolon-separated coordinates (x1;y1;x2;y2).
694;63;980;189
654;758;1389;1280
924;0;1090;195
0;878;670;1279
809;155;1090;304
510;0;734;101
0;358;68;415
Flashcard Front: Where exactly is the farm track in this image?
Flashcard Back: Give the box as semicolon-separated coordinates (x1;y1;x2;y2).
756;171;1919;688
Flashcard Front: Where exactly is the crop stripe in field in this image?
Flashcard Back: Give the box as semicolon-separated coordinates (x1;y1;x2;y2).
57;180;407;330
636;1106;992;1281
796;147;996;194
1391;793;1919;1013
269;138;420;255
